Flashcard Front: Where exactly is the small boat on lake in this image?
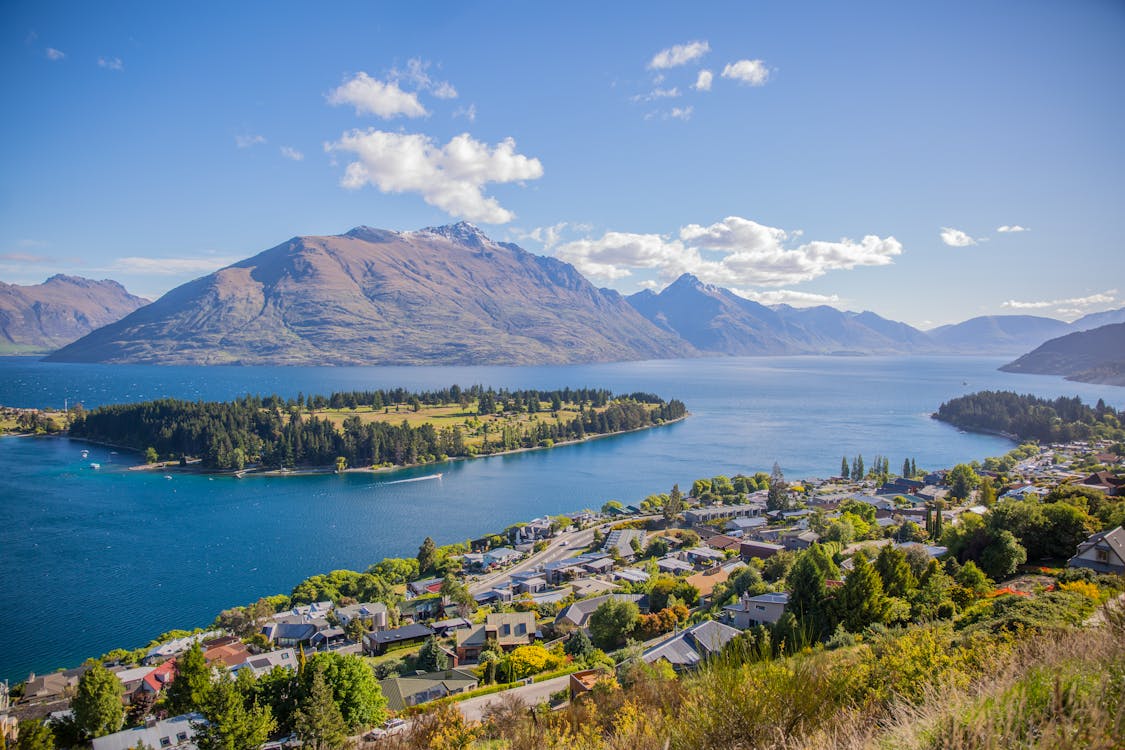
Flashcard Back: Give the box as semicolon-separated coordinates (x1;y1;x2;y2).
89;462;100;470
383;472;443;485
80;449;89;459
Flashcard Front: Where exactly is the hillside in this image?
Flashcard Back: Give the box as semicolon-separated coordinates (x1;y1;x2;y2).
46;224;695;366
0;275;149;353
1000;322;1125;386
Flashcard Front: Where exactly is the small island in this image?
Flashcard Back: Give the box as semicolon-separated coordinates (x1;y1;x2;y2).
63;385;687;473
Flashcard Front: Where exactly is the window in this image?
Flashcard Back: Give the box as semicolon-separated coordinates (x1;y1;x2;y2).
176;732;188;741
161;738;172;748
1096;549;1109;563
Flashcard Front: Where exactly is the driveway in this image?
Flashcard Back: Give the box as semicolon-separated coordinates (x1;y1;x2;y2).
457;675;573;722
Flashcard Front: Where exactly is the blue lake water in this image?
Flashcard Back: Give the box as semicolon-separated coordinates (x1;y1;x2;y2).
1;355;1122;683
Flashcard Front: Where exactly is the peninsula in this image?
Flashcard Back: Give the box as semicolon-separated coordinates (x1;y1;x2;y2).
64;386;687;472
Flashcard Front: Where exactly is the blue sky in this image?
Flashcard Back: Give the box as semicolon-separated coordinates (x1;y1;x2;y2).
2;1;1123;328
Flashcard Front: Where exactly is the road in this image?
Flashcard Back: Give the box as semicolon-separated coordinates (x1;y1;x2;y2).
456;675;573;722
468;514;661;596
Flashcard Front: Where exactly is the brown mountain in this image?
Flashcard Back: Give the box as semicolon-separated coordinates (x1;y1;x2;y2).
0;274;149;354
47;223;695;366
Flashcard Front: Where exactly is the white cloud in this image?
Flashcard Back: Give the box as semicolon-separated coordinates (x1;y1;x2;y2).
997;225;1029;233
453;104;477;121
693;70;713;91
325;129;543;224
45;47;65;61
649;40;710;70
637;279;660;290
939;227;977;247
235;134;266;148
97;56;124;71
668;106;693;121
391;58;458;99
280;146;304;161
734;288;842;307
721;59;770;86
1001;290;1116;311
555;215;902;287
108;255;238;276
327;72;428;118
633;87;681;102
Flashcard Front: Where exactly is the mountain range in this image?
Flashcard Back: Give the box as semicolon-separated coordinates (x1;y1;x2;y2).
46;224;693;365
0;275;149;354
21;223;1125;366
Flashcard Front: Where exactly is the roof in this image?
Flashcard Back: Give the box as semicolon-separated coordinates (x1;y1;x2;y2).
380;669;479;712
556;594;644;628
91;712;202;750
642;620;740;669
141;659;176;693
612;568;650;583
603;529;646;557
371;623;435;645
685;563;742;599
233;648;296;678
1074;525;1125;560
486;612;537;645
272;622;318;641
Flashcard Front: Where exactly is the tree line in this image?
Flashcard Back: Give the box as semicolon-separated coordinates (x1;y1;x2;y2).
934;390;1123;443
67;387;686;470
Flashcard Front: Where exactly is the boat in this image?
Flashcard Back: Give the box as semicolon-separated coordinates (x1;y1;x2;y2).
164;475;173;480
89;462;101;470
80;449;89;459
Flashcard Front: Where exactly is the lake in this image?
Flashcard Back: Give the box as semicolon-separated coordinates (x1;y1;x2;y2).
1;355;1121;683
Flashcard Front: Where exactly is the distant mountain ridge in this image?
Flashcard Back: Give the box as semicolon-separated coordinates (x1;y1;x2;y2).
47;223;694;366
627;273;942;355
0;275;149;353
1000;323;1125;386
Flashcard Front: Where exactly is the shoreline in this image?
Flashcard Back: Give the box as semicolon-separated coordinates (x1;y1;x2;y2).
118;414;690;478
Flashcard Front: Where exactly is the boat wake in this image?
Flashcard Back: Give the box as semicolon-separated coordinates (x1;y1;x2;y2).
382;473;443;485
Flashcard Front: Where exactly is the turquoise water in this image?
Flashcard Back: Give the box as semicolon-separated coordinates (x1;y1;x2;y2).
1;355;1121;682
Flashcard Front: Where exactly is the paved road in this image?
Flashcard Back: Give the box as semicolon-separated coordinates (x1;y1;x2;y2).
457;675;573;722
468;515;661;596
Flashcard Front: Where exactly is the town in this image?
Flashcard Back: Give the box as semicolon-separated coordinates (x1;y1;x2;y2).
2;437;1123;749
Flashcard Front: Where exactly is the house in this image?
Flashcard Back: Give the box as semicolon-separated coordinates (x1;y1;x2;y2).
22;666;88;702
568;669;605;700
1000;485;1049;501
143;632;221;665
112;666;156;701
430;617;473;637
684;546;726;567
656;556;694;575
202;641;252;668
555;594;646;630
455;612;537;662
723;517;766;536
602;529;647;560
136;659;177;699
516;576;548;594
267;622;319;649
782;530;820;551
398;595;444;621
739;541;785;560
877;477;925;495
364;624;436;656
582;557;616;575
895;541;948;558
544;553;612;584
484;547;522;567
310;628;347;651
612;568;650;584
569;577;620;599
1077;471;1124;496
723;591;789;628
1068;526;1125;574
91;712;202;750
641;620;741;672
335;602;389;630
380;669;479;712
231;648;297;679
683;504;765;527
407;578;445;597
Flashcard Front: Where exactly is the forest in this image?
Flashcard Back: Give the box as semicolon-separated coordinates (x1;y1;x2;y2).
933;390;1124;444
67;386;686;471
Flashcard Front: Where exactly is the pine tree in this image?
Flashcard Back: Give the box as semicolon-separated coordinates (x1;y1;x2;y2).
663;483;684;522
193;674;275;750
837;552;887;632
903;458;911;478
166;641;210;716
767;462;788;511
785;552;829;639
564;629;594;660
293;668;348;750
15;720;56;750
72;662;124;738
911;458;917;477
841;457;850;479
417;536;437;574
416;636;450;672
874;544;917;598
